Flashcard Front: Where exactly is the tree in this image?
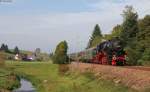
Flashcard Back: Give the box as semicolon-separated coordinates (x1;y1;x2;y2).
105;25;122;40
52;41;69;64
136;15;150;65
0;44;10;53
14;46;20;54
119;6;139;65
137;15;150;50
87;24;103;48
4;45;9;53
111;25;122;38
138;48;150;65
0;44;6;51
120;6;138;47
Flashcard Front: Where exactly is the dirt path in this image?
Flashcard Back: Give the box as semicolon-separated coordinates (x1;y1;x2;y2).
70;62;150;91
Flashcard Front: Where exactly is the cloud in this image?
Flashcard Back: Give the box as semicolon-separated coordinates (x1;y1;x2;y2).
0;11;122;53
89;0;150;17
0;0;150;53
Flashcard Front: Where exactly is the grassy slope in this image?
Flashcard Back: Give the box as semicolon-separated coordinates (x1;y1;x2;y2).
6;61;135;92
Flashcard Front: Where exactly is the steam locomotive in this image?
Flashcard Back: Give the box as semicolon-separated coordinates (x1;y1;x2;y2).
70;37;127;66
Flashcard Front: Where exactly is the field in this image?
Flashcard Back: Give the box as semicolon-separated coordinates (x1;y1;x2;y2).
1;61;137;92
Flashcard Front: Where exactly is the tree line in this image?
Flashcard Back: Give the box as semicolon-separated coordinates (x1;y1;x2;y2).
0;43;20;54
52;6;150;65
87;6;150;65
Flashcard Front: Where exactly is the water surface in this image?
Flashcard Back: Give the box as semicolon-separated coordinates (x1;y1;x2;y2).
13;79;36;92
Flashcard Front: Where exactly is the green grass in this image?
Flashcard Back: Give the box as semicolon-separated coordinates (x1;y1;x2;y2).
5;61;135;92
0;66;20;91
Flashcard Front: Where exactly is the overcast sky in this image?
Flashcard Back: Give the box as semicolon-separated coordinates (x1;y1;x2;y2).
0;0;150;53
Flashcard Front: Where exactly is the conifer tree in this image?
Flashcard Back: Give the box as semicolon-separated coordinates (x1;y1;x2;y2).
0;44;10;53
14;46;20;54
0;44;6;51
87;24;103;48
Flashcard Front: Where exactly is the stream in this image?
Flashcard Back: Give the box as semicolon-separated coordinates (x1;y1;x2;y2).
13;79;36;92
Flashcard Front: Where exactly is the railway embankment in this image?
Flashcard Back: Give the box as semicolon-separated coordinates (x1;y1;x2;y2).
70;62;150;91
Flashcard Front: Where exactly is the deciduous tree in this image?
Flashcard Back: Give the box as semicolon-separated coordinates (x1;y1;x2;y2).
120;6;138;47
53;41;69;64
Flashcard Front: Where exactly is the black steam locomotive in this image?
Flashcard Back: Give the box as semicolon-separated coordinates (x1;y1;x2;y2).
70;37;127;66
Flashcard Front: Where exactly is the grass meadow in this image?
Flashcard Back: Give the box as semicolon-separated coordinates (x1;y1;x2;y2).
1;61;136;92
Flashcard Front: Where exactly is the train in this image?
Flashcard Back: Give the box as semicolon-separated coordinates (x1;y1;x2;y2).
70;37;127;66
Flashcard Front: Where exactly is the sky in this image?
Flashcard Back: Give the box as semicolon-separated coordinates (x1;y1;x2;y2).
0;0;150;53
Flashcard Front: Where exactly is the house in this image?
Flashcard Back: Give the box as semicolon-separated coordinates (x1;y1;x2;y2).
14;54;21;61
